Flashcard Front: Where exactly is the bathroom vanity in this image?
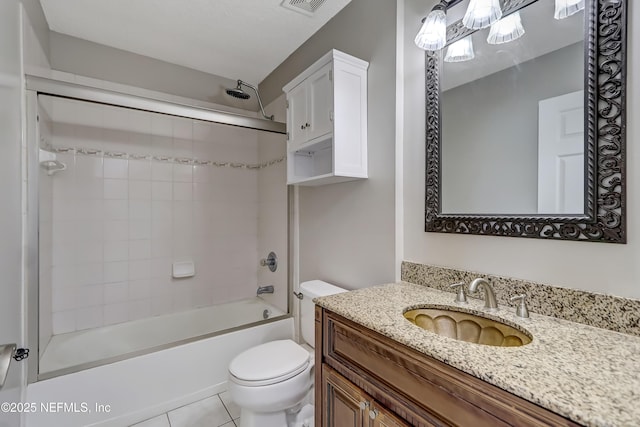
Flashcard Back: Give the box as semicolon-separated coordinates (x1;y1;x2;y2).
314;283;640;426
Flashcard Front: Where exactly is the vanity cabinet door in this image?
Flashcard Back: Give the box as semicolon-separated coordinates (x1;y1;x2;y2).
323;365;411;427
322;365;368;427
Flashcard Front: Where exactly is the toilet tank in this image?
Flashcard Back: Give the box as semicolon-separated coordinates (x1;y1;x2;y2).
300;280;347;347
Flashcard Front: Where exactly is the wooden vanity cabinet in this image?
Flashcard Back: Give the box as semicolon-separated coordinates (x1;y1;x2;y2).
315;307;582;427
323;365;409;427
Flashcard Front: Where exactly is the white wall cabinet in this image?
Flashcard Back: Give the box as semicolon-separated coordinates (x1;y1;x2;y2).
283;49;368;186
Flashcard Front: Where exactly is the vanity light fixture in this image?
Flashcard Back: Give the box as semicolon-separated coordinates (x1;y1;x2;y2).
444;36;475;62
487;11;525;44
414;1;447;51
554;0;585;20
415;0;582;53
462;0;502;30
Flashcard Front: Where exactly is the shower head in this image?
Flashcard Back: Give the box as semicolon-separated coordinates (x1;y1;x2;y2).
226;81;251;100
225;79;274;121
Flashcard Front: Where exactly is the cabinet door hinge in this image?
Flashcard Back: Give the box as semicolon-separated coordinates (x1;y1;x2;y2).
329;69;333;81
286;100;289;109
329;110;334;122
286;132;289;141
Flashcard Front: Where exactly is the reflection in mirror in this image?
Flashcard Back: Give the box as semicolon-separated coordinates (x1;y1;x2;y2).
440;0;585;215
422;0;627;242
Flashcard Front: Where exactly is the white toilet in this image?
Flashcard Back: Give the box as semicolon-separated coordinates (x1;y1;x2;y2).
228;280;347;427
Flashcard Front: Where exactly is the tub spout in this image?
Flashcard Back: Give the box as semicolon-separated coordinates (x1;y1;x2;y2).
257;285;274;295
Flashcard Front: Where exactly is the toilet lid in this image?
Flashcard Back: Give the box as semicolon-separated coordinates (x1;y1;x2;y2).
229;340;310;386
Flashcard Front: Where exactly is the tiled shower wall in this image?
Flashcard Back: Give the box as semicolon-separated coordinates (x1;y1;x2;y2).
40;96;282;335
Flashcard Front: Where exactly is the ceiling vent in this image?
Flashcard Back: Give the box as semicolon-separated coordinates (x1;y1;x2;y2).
280;0;327;16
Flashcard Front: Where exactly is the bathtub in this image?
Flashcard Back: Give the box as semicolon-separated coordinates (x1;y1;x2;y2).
40;297;286;375
27;299;293;427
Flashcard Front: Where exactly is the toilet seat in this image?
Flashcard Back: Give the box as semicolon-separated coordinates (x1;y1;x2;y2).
229;339;310;387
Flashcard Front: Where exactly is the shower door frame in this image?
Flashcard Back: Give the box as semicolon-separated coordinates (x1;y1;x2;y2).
25;77;292;383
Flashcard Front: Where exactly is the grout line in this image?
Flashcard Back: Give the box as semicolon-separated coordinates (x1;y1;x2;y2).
218;393;235;424
165;413;172;427
165;394;215;421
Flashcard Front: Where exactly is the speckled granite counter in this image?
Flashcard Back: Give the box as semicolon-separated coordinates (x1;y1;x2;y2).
314;282;640;427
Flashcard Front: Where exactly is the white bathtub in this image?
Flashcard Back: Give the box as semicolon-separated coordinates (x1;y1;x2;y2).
27;300;293;427
40;297;285;375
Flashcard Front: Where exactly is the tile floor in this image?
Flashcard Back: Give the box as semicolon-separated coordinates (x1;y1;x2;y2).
130;391;241;427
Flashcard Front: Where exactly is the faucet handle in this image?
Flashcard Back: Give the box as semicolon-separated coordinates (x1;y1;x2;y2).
450;282;468;304
259;251;278;272
509;293;529;318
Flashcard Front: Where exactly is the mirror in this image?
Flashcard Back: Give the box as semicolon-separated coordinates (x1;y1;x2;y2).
425;0;627;242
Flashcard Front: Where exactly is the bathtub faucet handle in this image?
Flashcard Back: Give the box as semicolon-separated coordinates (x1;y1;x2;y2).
260;252;278;272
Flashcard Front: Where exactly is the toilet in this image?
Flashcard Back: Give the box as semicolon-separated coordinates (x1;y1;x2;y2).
228;280;347;427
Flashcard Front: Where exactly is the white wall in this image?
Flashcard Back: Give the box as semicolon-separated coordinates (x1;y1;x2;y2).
19;0;49;64
21;3;50;76
49;32;261;112
260;0;398;289
43;96;262;334
403;0;640;299
0;1;26;426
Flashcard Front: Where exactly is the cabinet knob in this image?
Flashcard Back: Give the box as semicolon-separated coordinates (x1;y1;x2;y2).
305;122;310;128
369;408;379;420
359;401;370;411
300;125;305;130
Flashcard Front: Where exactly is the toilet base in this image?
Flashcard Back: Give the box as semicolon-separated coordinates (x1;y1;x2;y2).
238;403;314;427
290;403;314;427
238;408;287;427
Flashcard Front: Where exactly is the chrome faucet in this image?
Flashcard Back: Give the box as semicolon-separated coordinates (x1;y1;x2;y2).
257;285;274;295
468;278;499;311
450;282;468;304
510;293;530;318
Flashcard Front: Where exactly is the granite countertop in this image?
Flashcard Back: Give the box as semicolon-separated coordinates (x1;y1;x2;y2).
314;282;640;427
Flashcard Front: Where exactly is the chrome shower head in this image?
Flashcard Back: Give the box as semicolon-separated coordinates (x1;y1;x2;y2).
226;80;251;99
225;79;274;121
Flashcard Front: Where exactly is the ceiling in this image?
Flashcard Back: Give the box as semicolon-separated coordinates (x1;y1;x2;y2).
40;0;352;85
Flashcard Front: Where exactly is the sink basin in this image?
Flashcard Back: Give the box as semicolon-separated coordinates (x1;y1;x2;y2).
403;307;532;347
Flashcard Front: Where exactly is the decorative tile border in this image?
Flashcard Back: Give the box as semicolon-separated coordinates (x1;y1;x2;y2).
47;146;285;170
401;261;640;337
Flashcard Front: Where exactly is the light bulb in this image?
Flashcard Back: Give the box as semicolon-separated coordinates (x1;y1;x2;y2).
487;12;525;45
415;8;447;51
463;0;502;30
444;37;475;62
554;0;585;19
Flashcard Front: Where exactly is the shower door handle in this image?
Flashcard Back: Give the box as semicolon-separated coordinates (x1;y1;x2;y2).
0;343;16;389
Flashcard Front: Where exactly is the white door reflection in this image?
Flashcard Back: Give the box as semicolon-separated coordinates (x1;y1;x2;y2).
537;90;584;214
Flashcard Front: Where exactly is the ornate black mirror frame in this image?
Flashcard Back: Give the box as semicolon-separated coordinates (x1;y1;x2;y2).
424;0;627;243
